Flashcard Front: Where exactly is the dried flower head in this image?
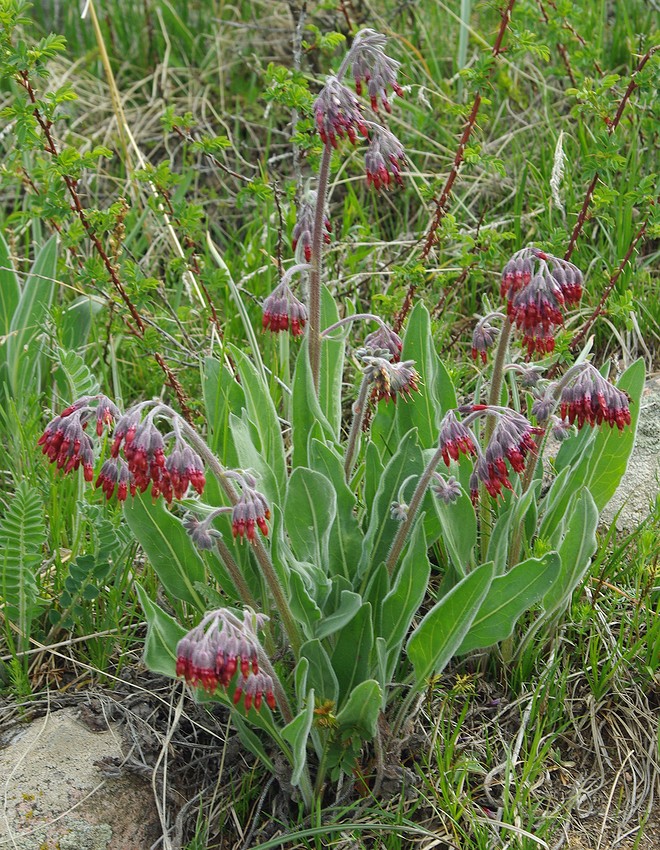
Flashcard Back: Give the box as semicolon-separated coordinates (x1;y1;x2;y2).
183;513;221;550
362;324;403;362
362;356;419;403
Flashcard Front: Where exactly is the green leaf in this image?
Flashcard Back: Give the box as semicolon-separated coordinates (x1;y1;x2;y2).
229;412;280;508
381;520;429;655
135;583;187;678
202;356;244;461
396;303;441;448
6;236;58;396
229;345;287;496
319;285;345;438
458;553;560;653
582;358;645;511
291;337;336;468
281;691;315;786
300;640;339;704
335;680;382;739
543;489;598;617
359;429;424;578
284;467;336;568
407;561;494;686
364;441;385;513
309;440;363;580
433;479;476;576
0;230;20;350
315;590;362;639
331;602;374;703
233;715;277;773
288;571;322;638
123;492;206;609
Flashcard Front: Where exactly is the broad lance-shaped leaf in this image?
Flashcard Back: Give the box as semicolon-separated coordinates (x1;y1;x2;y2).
291;337;336;468
319;284;345;438
432;474;476;577
582;358;645;511
396;302;440;448
457;553;561;654
282;690;315;786
202;356;244;461
301;639;339;704
135;584;187;678
335;680;382;739
381;519;429;658
123;492;206;610
543;488;598;617
309;440;363;580
331;602;374;704
284;467;336;569
0;231;20;384
359;429;424;578
228;345;287;496
407;561;494;687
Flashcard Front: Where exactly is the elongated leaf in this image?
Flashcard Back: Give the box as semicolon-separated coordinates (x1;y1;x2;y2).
458;553;560;653
433;480;475;576
316;590;362;639
381;520;429;654
230;412;280;508
281;691;315;786
309;440;363;580
396;303;440;448
123;492;206;609
0;231;20;345
291;337;335;468
364;441;385;513
359;429;424;577
300;639;339;704
284;467;336;568
543;489;598;616
407;561;494;686
319;285;345;438
583;358;645;511
331;602;374;703
202;356;244;461
60;295;103;351
135;584;187;677
289;570;322;637
229;345;286;492
335;680;382;739
6;236;58;395
0;482;45;650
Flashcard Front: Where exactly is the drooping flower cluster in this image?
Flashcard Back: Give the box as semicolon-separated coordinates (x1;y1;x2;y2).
500;247;584;357
560;363;631;430
176;609;276;712
38;397;206;504
231;473;271;542
350;28;404;113
438;406;542;504
292;193;331;262
364;127;406;190
38;395;119;483
471;320;500;364
262;279;308;336
313;76;369;147
361;324;403;362
437;410;477;466
362;356;419;403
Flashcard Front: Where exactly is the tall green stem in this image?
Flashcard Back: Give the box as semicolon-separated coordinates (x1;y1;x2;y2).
479;318;513;560
308;144;332;392
385;445;444;575
170;410;303;657
344;374;371;480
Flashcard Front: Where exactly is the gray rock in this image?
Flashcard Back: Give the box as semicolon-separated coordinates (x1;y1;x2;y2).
0;708;159;850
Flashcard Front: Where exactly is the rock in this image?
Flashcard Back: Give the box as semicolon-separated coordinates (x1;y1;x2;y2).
601;375;660;533
0;707;160;850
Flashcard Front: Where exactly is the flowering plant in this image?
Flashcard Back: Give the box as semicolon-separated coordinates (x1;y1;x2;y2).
38;29;645;808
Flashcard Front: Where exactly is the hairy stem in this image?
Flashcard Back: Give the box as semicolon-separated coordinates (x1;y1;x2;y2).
385;445;445;575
